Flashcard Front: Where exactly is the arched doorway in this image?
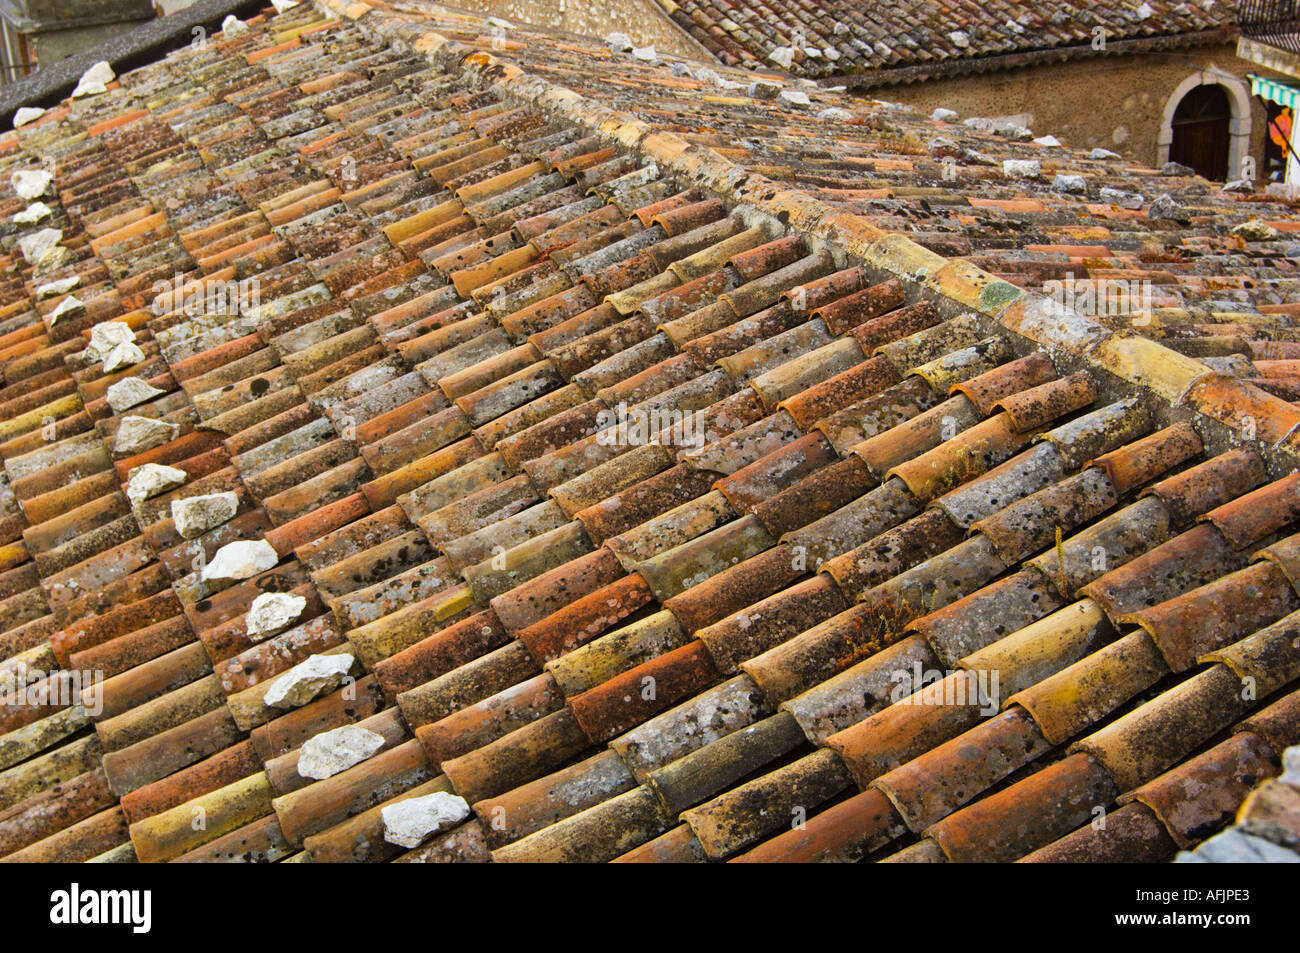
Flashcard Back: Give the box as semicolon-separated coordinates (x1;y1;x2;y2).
1159;72;1252;182
1170;84;1231;180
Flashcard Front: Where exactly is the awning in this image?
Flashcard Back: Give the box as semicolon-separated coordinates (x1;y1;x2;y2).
1251;73;1300;110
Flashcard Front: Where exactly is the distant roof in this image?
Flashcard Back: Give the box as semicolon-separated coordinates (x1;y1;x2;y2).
650;0;1237;82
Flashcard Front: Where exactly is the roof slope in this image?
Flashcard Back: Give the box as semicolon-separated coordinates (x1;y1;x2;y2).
0;1;1298;863
650;0;1236;80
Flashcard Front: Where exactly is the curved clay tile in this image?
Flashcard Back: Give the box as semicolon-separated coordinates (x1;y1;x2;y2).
655;226;764;286
472;383;588;451
1026;495;1174;600
397;640;540;731
731;785;906;863
417;472;539;547
526;300;619;354
495;398;606;470
1127;561;1299;673
569;639;720;742
681;300;801;367
551;444;675;519
1200;472;1300;552
1041;398;1154;472
548;315;661;381
924;752;1119;863
651;197;728;238
1074;664;1254;794
1079;522;1248;620
645;710;807;823
887;412;1034;503
875;707;1052;833
636;513;775;601
1234;689;1300;764
715;431;836;513
752;454;875;537
783;265;866;314
697;574;848;675
542;606;682;694
1085;421;1202;497
781;633;938;745
415;671;565;766
991;371;1097;434
815;375;940;455
752;336;868;410
950;351;1057;416
632;190;702;228
516;573;655;664
309;528;435;598
572;331;677;394
911;336;1013;395
1018;801;1176;863
961;599;1112;701
1122;731;1279;850
491;785;669;863
720;318;835;384
680;747;853;859
718;251;836;330
345;582;475;664
574;462;716;545
605;489;735;569
440;707;591;806
853;393;980;479
778;353;901;432
682;407;800;476
1183;375;1300;446
913;569;1066;667
726;234;806;283
455;360;563;428
473;749;636;849
811;278;905;337
1255;531;1300;596
742;600;894;703
971;467;1118;566
272;738;431;848
1008;629;1169;747
596;351;701;407
1201;606;1300;700
663;542;804;635
370;606;508;696
609;674;770;782
6;805;132;863
821;507;964;601
216;614;342;697
786;482;920;576
874;313;984;375
933;442;1065;529
487;543;619;635
399;454;512;526
121;738;262;827
301;774;460;864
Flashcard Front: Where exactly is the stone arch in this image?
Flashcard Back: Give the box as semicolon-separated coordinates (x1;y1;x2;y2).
1158;69;1252;180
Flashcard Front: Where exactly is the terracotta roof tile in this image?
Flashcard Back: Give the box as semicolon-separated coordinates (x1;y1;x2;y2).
1018;802;1177;863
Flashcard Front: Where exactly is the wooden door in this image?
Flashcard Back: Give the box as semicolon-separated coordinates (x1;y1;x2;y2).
1170;84;1231;181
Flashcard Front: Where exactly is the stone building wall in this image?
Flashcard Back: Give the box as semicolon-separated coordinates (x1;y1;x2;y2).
876;44;1271;181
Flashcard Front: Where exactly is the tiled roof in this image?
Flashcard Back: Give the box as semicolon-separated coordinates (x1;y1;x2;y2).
649;0;1236;80
0;0;1299;863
